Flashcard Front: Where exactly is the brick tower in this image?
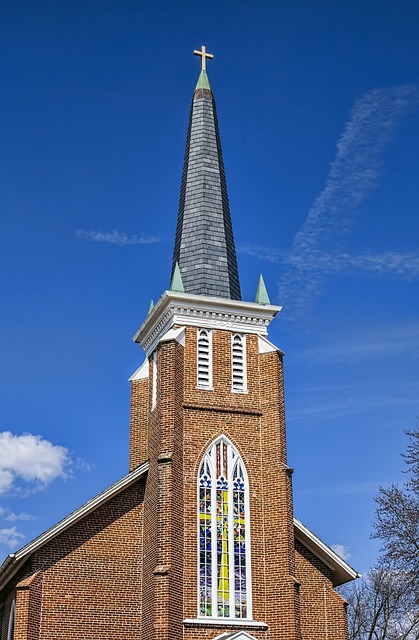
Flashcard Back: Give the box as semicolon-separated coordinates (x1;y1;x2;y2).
0;48;356;640
128;50;355;640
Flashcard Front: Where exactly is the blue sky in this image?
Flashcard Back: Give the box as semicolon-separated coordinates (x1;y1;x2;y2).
1;0;418;576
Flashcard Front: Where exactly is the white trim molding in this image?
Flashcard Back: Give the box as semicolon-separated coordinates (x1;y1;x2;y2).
183;619;268;630
129;358;149;381
133;291;281;356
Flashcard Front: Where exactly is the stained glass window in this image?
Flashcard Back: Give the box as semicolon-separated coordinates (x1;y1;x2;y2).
198;437;251;619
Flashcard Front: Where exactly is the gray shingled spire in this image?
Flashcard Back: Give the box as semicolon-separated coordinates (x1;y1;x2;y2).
171;70;241;300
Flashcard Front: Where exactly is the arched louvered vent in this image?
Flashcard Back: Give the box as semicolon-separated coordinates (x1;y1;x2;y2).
197;329;212;389
232;334;247;393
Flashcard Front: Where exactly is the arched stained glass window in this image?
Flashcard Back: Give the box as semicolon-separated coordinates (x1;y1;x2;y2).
198;437;251;620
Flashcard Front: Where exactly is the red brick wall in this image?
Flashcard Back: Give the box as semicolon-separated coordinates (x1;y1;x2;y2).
30;482;144;640
295;540;349;639
143;327;306;640
129;376;149;470
13;571;43;640
141;340;184;640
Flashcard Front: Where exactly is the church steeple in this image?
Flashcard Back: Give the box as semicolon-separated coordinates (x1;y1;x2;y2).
171;48;241;300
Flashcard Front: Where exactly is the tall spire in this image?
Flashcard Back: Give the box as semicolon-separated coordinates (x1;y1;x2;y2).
171;48;241;300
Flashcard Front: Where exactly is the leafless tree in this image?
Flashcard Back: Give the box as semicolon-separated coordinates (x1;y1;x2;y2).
343;567;419;640
374;426;419;580
343;426;419;639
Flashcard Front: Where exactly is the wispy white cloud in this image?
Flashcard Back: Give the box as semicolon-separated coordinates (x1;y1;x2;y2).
0;527;25;549
287;380;418;422
5;511;35;522
237;244;284;264
0;432;72;495
0;505;35;522
297;324;419;364
287;249;419;279
76;229;161;246
277;84;419;319
331;543;352;561
241;244;419;281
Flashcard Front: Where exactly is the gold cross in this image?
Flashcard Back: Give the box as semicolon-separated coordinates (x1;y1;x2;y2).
193;45;214;72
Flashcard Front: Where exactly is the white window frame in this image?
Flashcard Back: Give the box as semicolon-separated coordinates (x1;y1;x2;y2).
231;334;247;393
7;599;15;640
197;435;252;621
196;329;213;390
151;351;157;410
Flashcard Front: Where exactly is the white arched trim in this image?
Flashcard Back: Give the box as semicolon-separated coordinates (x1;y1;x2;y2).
197;435;252;621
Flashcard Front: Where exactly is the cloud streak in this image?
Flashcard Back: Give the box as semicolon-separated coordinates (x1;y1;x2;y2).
240;244;419;280
76;229;161;246
287;379;418;422
277;84;419;319
296;324;419;364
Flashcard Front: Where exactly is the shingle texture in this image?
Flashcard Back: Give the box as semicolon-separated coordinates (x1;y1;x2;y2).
171;85;241;300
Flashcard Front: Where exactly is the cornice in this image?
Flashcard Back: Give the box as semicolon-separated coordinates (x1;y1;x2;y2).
133;291;281;356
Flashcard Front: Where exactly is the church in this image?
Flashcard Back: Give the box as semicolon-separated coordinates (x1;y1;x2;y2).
0;48;357;640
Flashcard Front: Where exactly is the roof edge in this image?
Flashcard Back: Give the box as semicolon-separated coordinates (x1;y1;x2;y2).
0;461;149;592
294;518;360;586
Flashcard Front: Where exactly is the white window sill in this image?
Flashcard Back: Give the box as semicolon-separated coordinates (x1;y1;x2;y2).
183;618;268;629
196;385;214;391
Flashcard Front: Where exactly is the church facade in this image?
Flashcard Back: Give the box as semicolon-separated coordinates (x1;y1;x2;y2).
0;51;357;640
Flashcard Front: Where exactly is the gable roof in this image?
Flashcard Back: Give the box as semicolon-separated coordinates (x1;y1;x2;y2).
0;461;357;593
294;517;359;586
0;461;149;591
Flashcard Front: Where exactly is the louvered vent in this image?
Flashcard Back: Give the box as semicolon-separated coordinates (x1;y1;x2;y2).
232;334;247;392
197;329;212;388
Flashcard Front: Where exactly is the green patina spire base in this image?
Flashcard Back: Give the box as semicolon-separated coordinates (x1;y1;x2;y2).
255;274;270;305
170;262;185;292
147;300;155;315
195;69;211;91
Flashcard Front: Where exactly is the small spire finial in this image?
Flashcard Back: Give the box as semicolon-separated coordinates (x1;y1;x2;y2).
255;274;271;305
193;45;214;72
170;262;185;293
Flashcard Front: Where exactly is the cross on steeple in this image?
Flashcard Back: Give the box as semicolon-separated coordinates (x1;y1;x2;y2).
193;45;214;71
